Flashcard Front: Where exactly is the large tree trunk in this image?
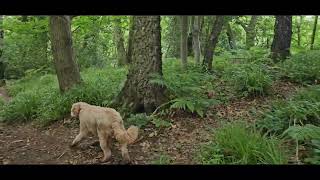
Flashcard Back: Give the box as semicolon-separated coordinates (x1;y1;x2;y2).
236;16;258;49
113;17;127;66
271;16;292;61
310;15;318;50
180;16;188;70
226;22;236;49
49;16;81;93
203;16;225;72
112;16;167;114
296;16;303;47
0;15;5;86
192;16;201;64
245;16;258;49
126;16;134;64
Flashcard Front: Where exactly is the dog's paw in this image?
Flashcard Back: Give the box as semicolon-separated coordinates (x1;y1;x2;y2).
69;143;76;148
120;159;131;165
99;156;112;163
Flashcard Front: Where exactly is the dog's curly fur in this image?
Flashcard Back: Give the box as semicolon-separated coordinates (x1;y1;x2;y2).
70;102;139;163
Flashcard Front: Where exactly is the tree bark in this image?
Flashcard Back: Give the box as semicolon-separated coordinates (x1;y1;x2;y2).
49;16;81;93
113;17;127;66
187;16;193;56
245;16;258;49
310;15;318;50
126;16;134;64
226;22;236;49
236;16;258;49
192;16;201;64
180;16;188;70
203;16;225;72
112;16;167;114
296;16;303;47
271;16;292;61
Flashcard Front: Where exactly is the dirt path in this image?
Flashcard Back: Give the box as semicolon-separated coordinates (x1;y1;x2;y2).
0;81;300;164
0;116;217;164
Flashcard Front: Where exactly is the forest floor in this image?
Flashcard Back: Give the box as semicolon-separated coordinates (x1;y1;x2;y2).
0;81;300;165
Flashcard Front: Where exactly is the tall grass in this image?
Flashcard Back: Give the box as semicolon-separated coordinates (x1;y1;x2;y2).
197;121;288;164
0;67;127;125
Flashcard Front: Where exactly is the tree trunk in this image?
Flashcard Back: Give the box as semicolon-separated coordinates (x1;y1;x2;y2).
49;16;81;93
245;16;258;49
192;16;201;64
126;16;134;64
296;16;303;47
112;16;167;114
180;16;188;70
113;17;127;66
310;15;318;50
203;16;225;72
271;16;292;61
226;22;236;49
0;15;6;86
187;16;193;56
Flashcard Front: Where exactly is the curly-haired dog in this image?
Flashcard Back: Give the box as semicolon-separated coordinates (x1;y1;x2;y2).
70;102;139;163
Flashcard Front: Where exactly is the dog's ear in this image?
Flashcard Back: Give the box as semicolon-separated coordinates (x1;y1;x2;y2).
71;103;82;117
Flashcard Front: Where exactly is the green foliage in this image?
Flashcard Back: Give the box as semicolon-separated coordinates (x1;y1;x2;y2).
197;122;288;164
0;90;42;122
72;16;120;69
283;124;320;141
0;96;6;107
304;140;320;164
151;154;172;164
126;113;151;128
283;124;320;164
0;67;126;125
125;113;171;129
223;62;273;97
197;143;226;164
169;97;218;117
280;50;320;84
151;60;219;117
3;16;52;79
151;118;171;128
257;85;320;134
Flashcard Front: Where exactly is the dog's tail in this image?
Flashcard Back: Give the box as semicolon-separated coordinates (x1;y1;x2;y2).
112;121;139;145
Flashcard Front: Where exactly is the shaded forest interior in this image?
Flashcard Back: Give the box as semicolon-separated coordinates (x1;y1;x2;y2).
0;15;320;165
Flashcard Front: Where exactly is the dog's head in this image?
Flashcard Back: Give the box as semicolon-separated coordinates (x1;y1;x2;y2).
71;102;85;118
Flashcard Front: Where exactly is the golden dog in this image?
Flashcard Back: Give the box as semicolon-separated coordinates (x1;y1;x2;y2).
70;102;138;163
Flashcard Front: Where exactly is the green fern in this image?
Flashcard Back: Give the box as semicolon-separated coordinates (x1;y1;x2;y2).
282;124;320;141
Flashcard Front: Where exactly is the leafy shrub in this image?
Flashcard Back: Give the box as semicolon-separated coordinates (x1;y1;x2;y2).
151;60;219;117
0;90;42;122
280;50;320;84
126;113;171;129
0;67;126;125
0;97;7;121
197;122;288;164
283;124;320;164
3;16;52;79
257;85;320;134
223;63;273;97
126;113;151;128
151;117;171;128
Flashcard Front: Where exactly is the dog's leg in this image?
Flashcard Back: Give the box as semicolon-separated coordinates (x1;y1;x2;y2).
120;143;131;164
71;131;87;147
71;122;88;147
98;131;112;162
